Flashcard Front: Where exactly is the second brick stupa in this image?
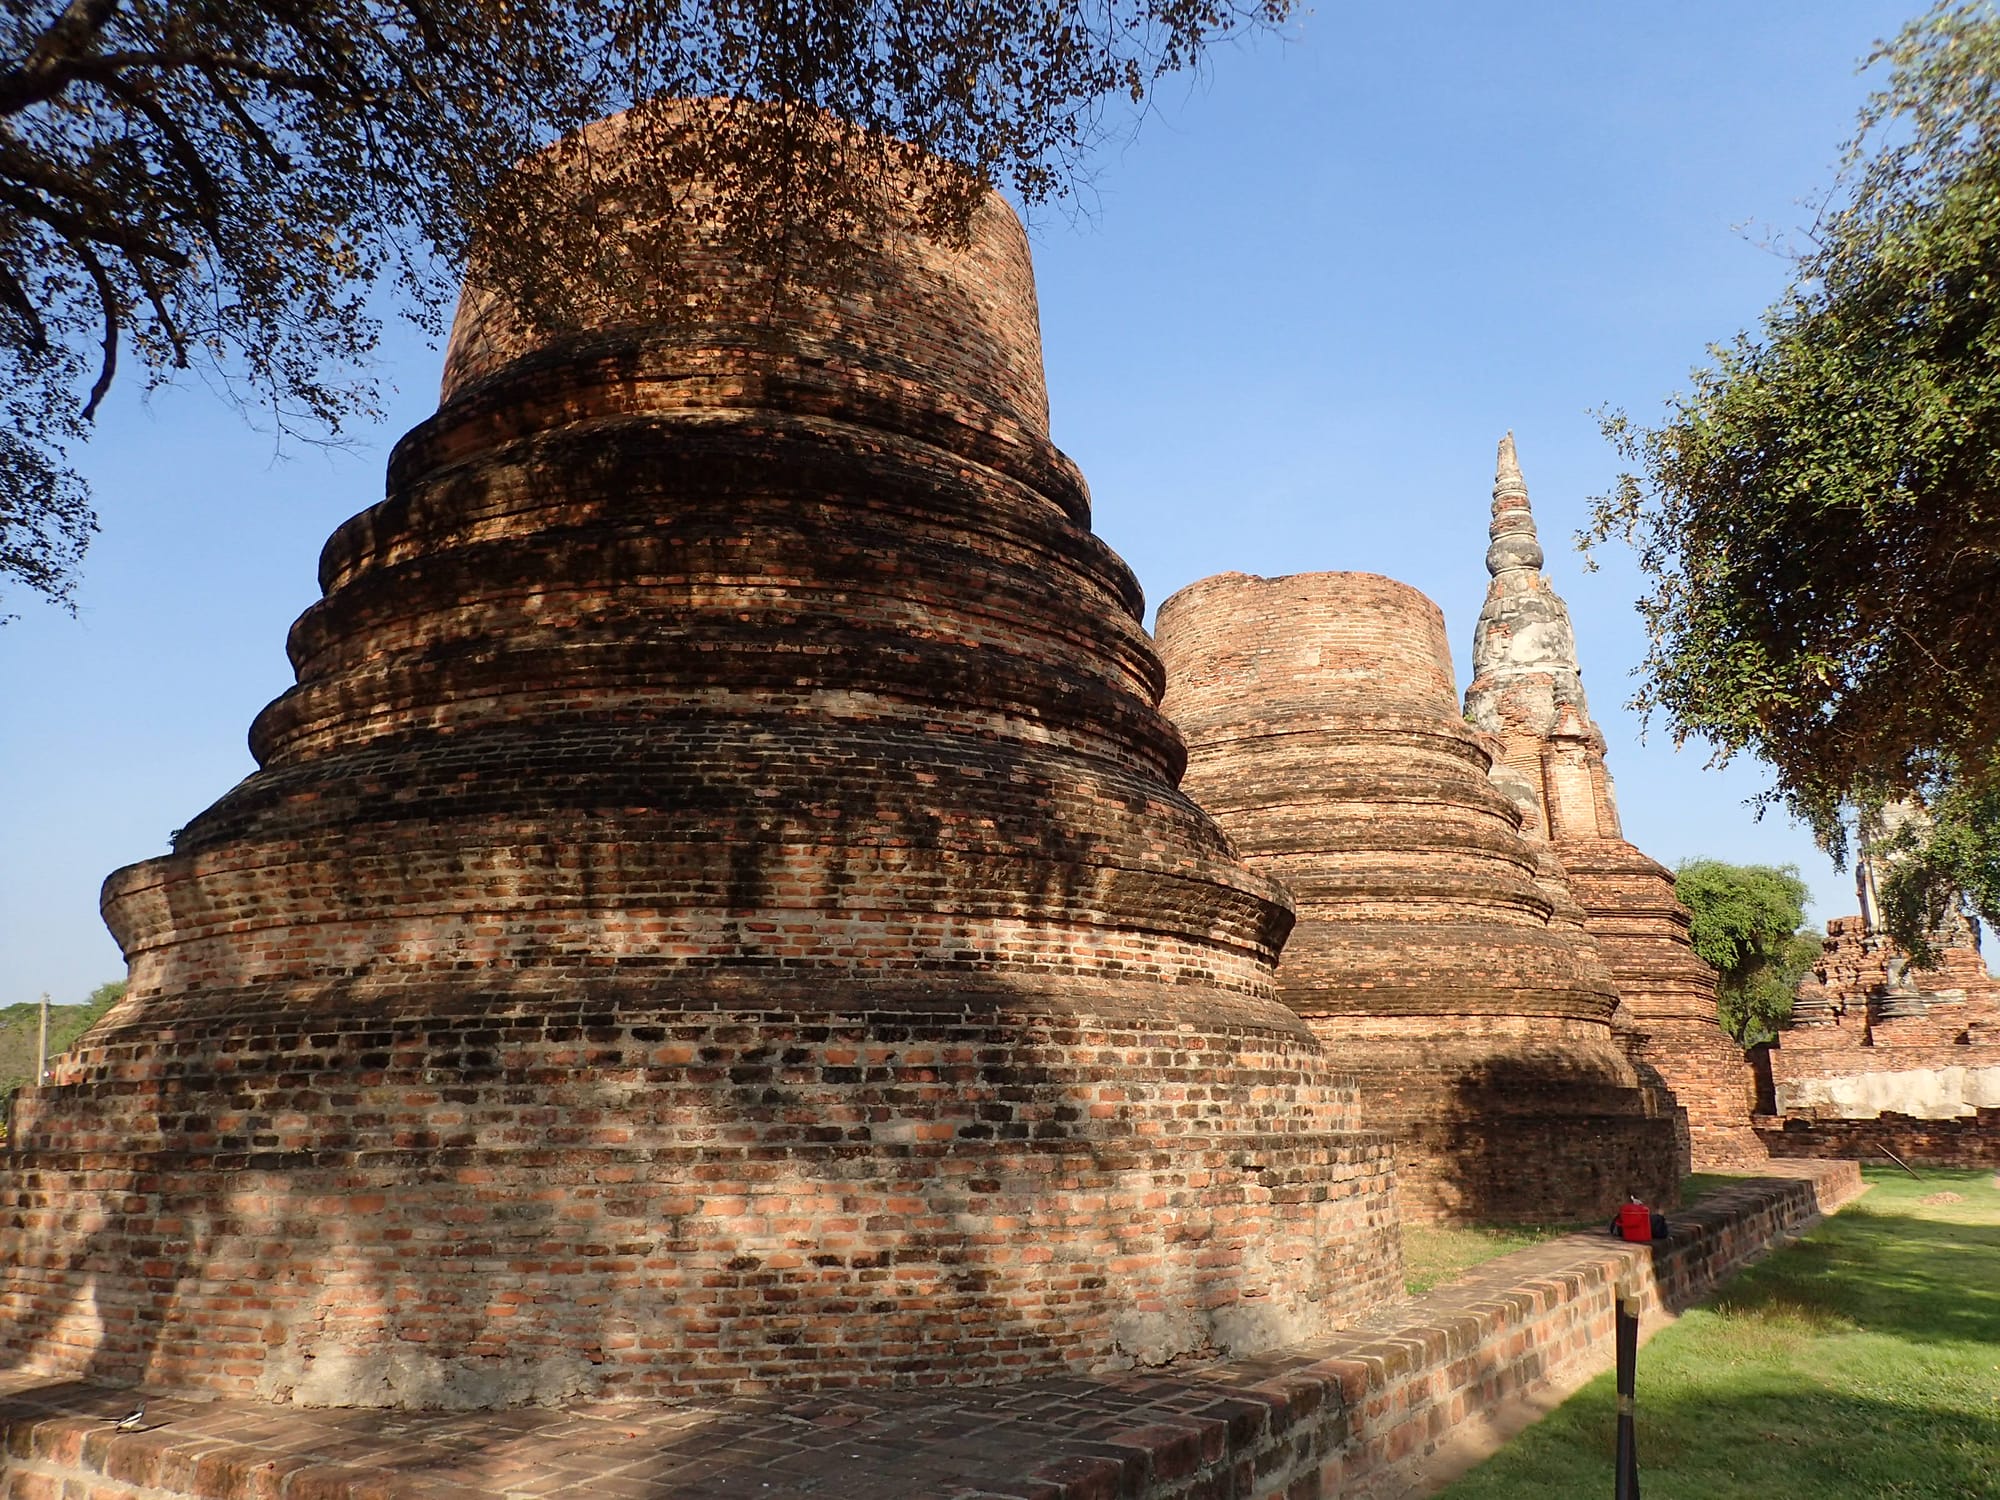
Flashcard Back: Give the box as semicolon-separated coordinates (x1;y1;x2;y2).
1156;568;1682;1222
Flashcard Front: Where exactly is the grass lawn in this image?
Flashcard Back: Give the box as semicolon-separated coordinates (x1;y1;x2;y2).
1434;1166;2000;1499
1401;1219;1587;1295
1400;1174;1750;1296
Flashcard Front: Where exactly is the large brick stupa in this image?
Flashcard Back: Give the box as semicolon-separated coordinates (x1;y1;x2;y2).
1155;570;1682;1223
0;110;1402;1407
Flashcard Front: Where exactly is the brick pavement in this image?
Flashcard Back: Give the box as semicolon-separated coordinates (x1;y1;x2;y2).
0;1365;1307;1499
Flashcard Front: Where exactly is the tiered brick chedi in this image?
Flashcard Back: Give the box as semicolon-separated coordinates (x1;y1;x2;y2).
1155;570;1681;1224
1464;436;1764;1171
0;111;1404;1407
1765;805;2000;1161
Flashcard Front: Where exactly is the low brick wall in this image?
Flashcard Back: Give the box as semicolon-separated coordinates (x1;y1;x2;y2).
0;1160;1861;1499
1197;1160;1864;1499
1757;1110;2000;1167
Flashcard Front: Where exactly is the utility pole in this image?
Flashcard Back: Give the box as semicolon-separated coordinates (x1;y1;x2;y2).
1615;1276;1642;1500
35;991;50;1085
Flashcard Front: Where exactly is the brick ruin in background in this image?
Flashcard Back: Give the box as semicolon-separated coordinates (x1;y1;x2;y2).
0;107;1406;1408
1154;570;1683;1224
1464;436;1766;1172
1762;803;2000;1163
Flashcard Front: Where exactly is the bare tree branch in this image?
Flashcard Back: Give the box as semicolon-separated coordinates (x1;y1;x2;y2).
0;0;124;114
0;258;48;351
72;241;117;419
0;177;190;266
0;0;1296;613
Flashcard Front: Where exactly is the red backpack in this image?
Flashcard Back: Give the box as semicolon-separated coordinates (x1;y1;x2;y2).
1615;1201;1654;1242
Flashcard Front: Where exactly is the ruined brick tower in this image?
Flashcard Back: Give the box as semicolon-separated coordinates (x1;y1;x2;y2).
1464;434;1764;1170
1772;801;2000;1132
1793;799;2000;1046
1155;570;1682;1223
0;111;1403;1406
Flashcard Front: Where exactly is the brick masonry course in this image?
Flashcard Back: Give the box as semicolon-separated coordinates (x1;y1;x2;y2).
1757;1111;2000;1166
1770;913;2000;1152
0;1162;1862;1499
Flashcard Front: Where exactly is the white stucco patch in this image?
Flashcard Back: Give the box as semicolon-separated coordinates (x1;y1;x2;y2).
1776;1064;2000;1120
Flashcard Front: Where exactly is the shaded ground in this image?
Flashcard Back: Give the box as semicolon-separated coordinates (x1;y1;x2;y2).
1435;1166;2000;1499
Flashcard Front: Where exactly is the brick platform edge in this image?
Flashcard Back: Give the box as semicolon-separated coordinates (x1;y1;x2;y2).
0;1160;1863;1500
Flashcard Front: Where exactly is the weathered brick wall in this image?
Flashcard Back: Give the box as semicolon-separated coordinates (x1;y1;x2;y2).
5;986;1403;1403
1765;1040;2000;1123
1757;1111;2000;1166
1793;915;2000;1046
1559;841;1767;1171
1487;721;1762;1177
1773;914;2000;1127
0;111;1404;1407
0;1163;1864;1500
1789;917;1876;1037
1473;731;1695;1178
1772;1040;2000;1086
1154;571;1682;1225
437;105;1053;437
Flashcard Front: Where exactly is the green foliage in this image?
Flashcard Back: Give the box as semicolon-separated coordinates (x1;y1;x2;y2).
0;978;123;1104
1438;1168;2000;1500
0;0;1292;616
1588;3;2000;958
1674;859;1817;1044
1869;783;2000;965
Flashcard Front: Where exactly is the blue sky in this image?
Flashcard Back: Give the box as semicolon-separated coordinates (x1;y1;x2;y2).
0;1;1929;1005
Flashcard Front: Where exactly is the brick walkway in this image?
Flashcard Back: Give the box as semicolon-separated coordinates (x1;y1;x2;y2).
0;1354;1339;1499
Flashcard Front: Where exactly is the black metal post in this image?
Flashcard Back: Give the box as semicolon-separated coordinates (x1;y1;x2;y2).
1614;1287;1641;1500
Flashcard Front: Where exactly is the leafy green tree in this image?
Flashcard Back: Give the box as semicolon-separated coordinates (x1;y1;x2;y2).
0;977;126;1116
1589;2;2000;959
51;978;123;1053
1674;859;1821;1045
1863;787;2000;964
2;0;1290;616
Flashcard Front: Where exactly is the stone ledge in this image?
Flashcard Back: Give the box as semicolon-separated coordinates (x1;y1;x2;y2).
0;1159;1862;1500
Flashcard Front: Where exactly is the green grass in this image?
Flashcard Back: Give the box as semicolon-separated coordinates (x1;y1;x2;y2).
1435;1167;2000;1499
1401;1220;1585;1295
1402;1176;1746;1296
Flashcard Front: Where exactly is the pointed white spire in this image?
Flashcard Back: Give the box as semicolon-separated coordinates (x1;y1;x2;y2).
1495;431;1526;496
1486;431;1542;577
1467;433;1591;735
1466;435;1625;835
